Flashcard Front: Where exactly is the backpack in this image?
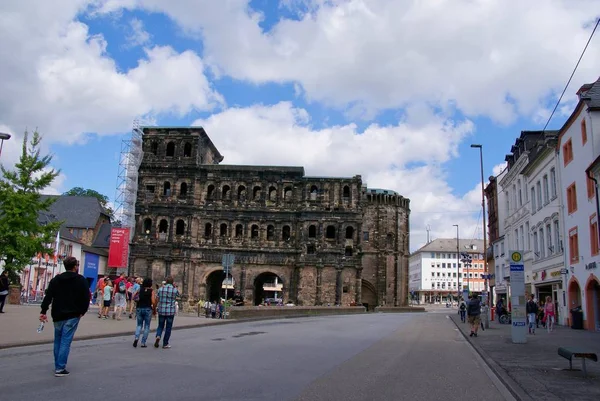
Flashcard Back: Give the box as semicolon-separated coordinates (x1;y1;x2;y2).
118;280;126;294
460;303;466;311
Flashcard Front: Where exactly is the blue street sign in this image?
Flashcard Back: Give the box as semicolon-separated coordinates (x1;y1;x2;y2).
512;321;526;327
510;264;524;272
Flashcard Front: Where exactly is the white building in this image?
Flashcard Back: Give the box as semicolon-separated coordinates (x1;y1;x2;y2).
489;167;508;301
409;238;485;304
558;77;600;331
521;131;568;325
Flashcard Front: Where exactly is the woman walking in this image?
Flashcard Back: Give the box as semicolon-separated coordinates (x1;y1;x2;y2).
133;278;154;348
0;270;10;313
544;296;556;333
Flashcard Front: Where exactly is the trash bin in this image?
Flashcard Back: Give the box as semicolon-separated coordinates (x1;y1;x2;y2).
571;306;584;330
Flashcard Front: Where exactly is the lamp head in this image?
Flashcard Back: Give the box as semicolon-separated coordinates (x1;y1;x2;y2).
0;132;11;140
470;144;482;148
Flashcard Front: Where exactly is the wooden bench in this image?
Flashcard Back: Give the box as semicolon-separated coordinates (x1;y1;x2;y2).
557;347;598;378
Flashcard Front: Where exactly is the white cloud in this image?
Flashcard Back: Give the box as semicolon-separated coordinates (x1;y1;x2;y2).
98;0;600;123
126;17;151;47
192;102;482;249
0;0;222;147
492;162;508;177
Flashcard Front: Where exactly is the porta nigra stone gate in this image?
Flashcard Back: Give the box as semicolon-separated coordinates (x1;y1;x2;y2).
130;127;411;308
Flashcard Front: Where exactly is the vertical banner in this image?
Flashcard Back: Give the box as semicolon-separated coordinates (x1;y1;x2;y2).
83;253;100;291
509;251;527;344
108;228;130;269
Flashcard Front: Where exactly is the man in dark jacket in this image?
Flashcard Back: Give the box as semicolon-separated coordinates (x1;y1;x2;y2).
40;256;90;377
526;294;538;335
467;295;481;337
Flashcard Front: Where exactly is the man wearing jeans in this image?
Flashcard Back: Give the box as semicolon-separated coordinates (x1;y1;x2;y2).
154;276;180;349
40;256;90;377
526;294;538;335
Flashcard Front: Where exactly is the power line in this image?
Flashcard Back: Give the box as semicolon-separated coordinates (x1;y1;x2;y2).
542;17;600;132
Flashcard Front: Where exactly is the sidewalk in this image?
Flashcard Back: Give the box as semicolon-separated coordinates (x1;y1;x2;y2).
449;312;600;401
0;303;232;349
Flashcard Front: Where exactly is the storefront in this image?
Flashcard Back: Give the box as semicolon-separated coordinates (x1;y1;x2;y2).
533;268;566;325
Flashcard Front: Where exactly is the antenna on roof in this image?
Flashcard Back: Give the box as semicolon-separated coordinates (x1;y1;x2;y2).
426;225;431;244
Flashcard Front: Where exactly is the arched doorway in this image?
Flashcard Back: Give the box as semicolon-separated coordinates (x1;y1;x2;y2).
254;272;283;305
206;270;226;302
585;276;600;331
361;280;377;311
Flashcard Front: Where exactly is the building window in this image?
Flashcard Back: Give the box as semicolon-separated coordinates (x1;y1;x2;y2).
581;119;588;145
539;228;545;258
546;224;552;255
515;229;519;250
143;218;152;234
543;175;549;204
267;225;275;241
220;223;228;237
536;181;542;210
567;183;578;214
525;222;530;251
235;224;243;238
308;225;317;238
282;225;291;241
150;142;158;155
554;220;561;253
550;168;557;198
343;185;350;199
179;182;188;197
310;185;318;200
237;185;247;201
345;226;354;239
268;186;277;202
251;225;259;239
175;219;185;236
207;184;215;200
569;227;579;263
166;141;175;157
326;225;336;239
284;186;293;201
222;185;231;200
159;219;168;233
204;223;212;238
307;244;316;254
519;226;524;251
590;215;599;256
183;142;192;157
563;138;573;166
587;175;595;199
530;187;536;211
533;232;538;260
518;179;523;207
163;181;171;196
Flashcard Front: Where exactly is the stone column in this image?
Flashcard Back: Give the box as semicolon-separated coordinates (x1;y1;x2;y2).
315;263;324;305
355;267;363;305
335;267;343;306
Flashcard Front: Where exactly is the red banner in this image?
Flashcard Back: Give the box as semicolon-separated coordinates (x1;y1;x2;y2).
108;228;130;268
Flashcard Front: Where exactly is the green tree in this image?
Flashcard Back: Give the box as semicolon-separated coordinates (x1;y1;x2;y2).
63;187;114;218
0;130;61;284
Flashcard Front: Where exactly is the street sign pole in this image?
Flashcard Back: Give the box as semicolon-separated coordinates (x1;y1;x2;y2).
509;251;527;344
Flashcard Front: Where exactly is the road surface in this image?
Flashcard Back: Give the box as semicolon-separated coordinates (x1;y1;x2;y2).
1;311;512;401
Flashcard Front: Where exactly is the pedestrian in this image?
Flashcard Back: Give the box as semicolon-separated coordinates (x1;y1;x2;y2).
0;270;10;313
210;301;217;318
102;279;112;318
203;299;210;318
133;278;154;348
495;298;503;322
154;276;180;349
129;277;141;319
39;256;90;377
466;295;481;337
112;273;127;320
544;296;556;333
526;294;538;335
218;300;225;319
96;278;106;317
458;297;467;323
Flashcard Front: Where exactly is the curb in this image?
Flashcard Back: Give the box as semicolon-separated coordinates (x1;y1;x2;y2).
449;315;533;401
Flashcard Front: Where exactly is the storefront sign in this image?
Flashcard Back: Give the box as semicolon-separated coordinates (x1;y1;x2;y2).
550;271;561;278
509;251;527;344
585;262;597;270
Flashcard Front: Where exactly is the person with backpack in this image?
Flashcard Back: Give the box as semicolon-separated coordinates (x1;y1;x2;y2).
458;298;467;323
466;295;481;337
112;273;127;320
526;294;538;335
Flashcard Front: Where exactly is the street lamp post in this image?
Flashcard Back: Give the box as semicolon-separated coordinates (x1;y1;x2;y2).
471;143;490;328
453;224;460;302
0;132;11;158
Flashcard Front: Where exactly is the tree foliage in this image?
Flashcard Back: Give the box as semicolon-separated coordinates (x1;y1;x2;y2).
0;130;61;284
63;187;113;218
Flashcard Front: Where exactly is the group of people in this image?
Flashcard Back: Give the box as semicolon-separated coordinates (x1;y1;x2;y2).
39;256;181;377
94;273;140;320
202;299;226;319
525;295;556;334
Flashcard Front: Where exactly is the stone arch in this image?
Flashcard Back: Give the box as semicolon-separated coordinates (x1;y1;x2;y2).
250;224;259;239
158;219;168;233
253;271;285;306
308;224;317;238
163;181;171;196
266;225;275;241
343;185;350;199
175;219;185;235
222;185;231;200
268;186;277;201
568;276;582;309
284;186;293;200
220;223;228;237
205;269;226;302
238;185;247;201
361;280;377;311
235;224;244;238
282;225;291;241
584;274;600;331
253;186;261;200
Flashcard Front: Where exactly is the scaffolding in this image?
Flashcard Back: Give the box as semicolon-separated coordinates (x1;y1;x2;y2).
114;120;144;237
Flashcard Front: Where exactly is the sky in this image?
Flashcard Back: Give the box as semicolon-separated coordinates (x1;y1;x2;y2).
1;0;599;251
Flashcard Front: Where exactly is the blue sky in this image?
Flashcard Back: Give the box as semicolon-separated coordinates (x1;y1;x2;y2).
1;0;599;249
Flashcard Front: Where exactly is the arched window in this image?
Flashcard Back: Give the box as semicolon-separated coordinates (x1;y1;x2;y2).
253;186;261;200
310;185;318;200
308;225;317;238
175;219;185;235
143;218;152;234
251;224;259;239
163;181;171;196
183;142;192;157
180;182;188;197
268;186;277;201
345;226;354;239
343;185;350;199
204;223;212;238
166;142;175;157
326;225;336;239
235;224;243;238
207;184;215;200
150;142;158;155
222;185;231;200
238;185;246;201
284;187;293;200
267;225;275;241
282;225;291;241
159;219;168;233
220;223;228;237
